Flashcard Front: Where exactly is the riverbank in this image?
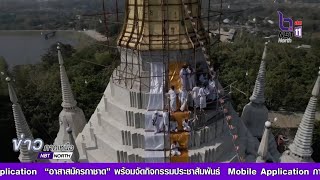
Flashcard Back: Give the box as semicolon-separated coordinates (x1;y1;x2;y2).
0;30;96;67
0;30;95;47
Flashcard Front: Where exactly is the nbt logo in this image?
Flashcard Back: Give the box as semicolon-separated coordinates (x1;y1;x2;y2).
278;11;302;43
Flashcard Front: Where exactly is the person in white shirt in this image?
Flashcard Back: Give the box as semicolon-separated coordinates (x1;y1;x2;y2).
208;78;217;101
170;121;178;133
187;65;195;89
192;83;201;108
189;114;199;127
159;111;169;132
198;85;210;111
171;141;181;156
167;86;178;113
179;64;190;91
179;89;188;112
182;119;191;132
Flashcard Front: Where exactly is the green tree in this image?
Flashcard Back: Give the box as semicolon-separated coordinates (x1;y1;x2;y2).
9;43;119;146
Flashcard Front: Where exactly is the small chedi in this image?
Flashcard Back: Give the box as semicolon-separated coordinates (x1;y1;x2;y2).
5;0;319;163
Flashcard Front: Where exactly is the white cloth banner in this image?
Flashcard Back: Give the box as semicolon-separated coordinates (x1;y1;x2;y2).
144;151;166;163
144;132;169;150
144;62;167;162
147;62;164;110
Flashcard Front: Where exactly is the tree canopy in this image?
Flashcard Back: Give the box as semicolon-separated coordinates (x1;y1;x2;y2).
7;43;118;145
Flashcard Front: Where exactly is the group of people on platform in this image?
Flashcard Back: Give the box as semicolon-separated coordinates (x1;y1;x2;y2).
152;111;193;134
152;111;169;134
152;63;218;157
167;64;218;114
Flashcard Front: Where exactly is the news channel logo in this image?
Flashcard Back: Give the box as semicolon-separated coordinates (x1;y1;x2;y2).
12;134;74;160
277;11;302;43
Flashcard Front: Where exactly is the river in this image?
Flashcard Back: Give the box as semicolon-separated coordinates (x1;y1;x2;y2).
0;30;94;67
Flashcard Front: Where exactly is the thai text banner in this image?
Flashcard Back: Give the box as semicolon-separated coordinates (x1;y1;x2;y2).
0;163;320;180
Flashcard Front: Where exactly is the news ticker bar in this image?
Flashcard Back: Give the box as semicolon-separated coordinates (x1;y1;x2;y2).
1;164;320;180
37;152;73;160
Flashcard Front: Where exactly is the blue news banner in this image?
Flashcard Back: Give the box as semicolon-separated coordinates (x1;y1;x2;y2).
0;163;320;180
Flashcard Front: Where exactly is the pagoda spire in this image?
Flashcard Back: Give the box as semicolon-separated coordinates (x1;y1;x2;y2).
282;67;320;162
256;121;272;163
57;44;77;109
6;77;36;163
54;43;86;146
250;42;268;104
241;42;269;138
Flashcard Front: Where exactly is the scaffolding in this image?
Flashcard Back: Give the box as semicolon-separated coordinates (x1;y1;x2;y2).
83;0;250;162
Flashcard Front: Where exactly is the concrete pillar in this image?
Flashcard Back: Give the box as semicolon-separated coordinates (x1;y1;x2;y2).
130;112;134;126
205;126;209;143
132;133;137;149
204;150;209;162
141;115;145;129
209;149;214;162
130;92;134;107
128;154;135;162
134;113;139;128
137;92;142;109
126;131;129;145
195;131;201;147
120;151;124;162
126;111;129;126
128;132;132;146
116;151;120;162
142;135;145;149
200;129;205;144
123;152;128;162
121;131;125;145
